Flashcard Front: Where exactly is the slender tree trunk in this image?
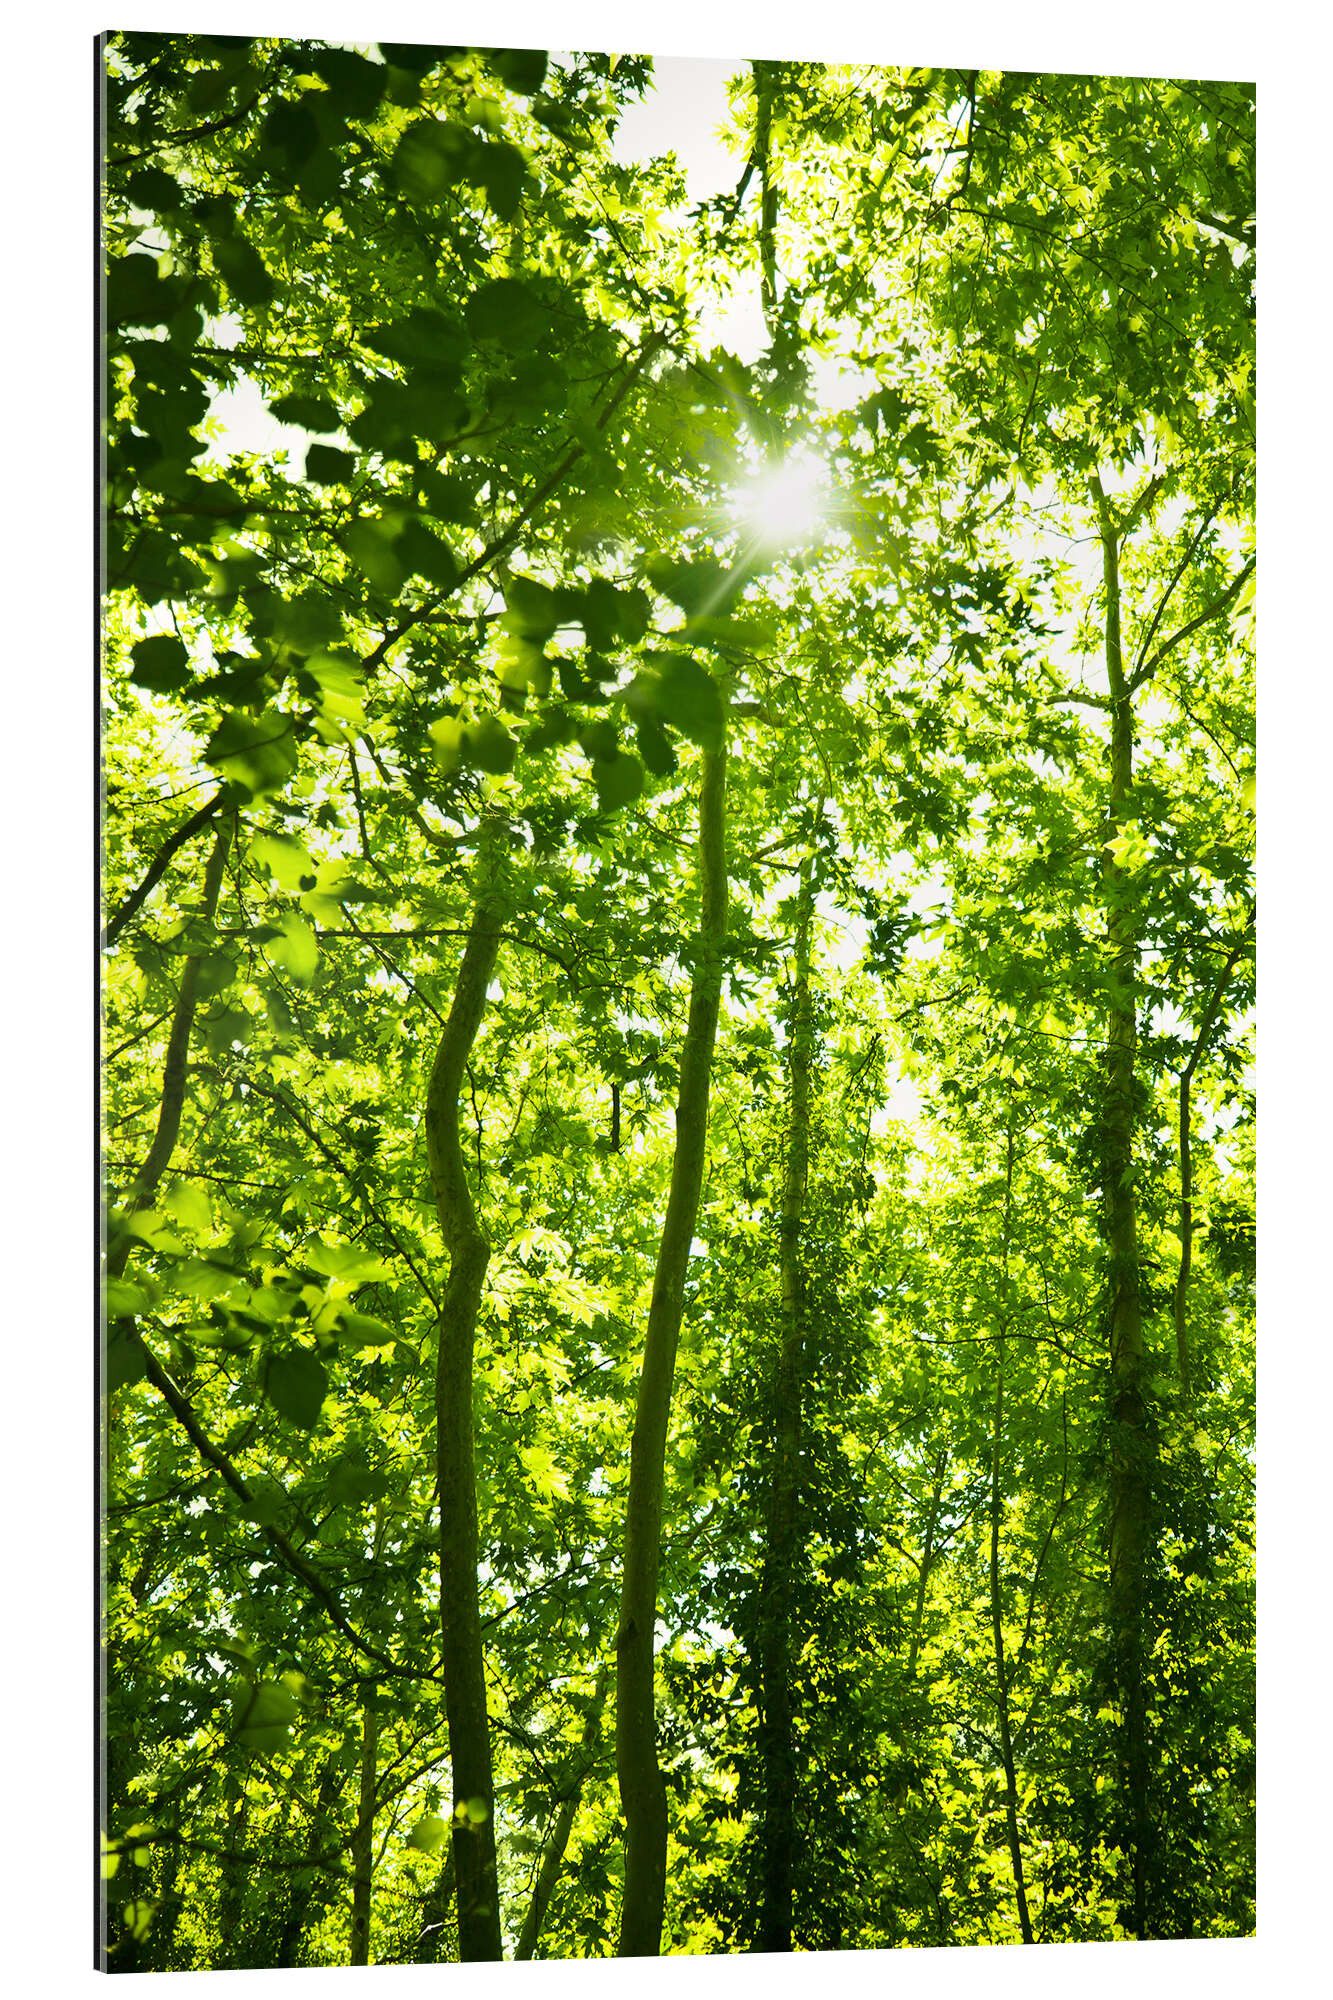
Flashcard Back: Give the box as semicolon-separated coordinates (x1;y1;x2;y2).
907;1447;949;1679
1173;915;1252;1404
754;62;781;329
988;1126;1034;1945
149;1843;183;1969
413;1845;457;1963
424;815;509;1963
1094;484;1152;1938
616;741;728;1957
217;1791;250;1968
349;1700;378;1965
106;819;232;1279
755;858;815;1953
1174;1071;1194;1405
275;1754;343;1967
516;1670;609;1959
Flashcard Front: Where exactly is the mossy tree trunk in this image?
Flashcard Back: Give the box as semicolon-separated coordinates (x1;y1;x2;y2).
349;1699;379;1965
755;855;815;1952
616;742;728;1957
424;814;510;1963
1093;482;1153;1937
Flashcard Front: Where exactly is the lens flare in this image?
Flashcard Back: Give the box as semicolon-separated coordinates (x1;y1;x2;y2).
727;451;829;550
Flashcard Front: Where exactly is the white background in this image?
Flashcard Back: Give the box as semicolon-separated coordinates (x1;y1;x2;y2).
4;2;1324;1993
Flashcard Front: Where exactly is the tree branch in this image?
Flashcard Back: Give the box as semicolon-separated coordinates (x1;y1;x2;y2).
361;329;670;678
1130;509;1216;682
132;1333;431;1684
1129;554;1254;693
104;791;225;948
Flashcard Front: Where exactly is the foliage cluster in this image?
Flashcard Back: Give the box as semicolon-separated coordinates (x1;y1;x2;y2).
101;33;1254;1967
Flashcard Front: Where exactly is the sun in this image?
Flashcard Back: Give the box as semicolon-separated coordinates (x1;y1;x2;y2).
726;450;830;551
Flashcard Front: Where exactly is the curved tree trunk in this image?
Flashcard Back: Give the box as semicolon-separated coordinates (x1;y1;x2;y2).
616;741;728;1957
424;815;510;1963
516;1669;609;1959
755;855;815;1952
988;1125;1034;1945
106;818;232;1280
1094;484;1152;1938
412;1845;458;1963
349;1700;378;1965
274;1754;343;1967
1173;913;1252;1405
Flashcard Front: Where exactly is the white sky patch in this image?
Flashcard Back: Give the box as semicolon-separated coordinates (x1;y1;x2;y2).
203;373;310;471
610;56;773;370
611;57;741;203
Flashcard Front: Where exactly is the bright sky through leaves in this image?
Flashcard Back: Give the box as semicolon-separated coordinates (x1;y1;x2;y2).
727;450;830;549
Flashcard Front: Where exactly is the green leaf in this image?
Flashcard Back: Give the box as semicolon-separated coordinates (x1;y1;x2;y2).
269;909;318;983
408;1813;450;1855
630;654;725;749
307;46;388;117
344;517;406;594
212;236;275;307
130;634;190;693
204;709;298;799
380;41;453;74
476;139;528;220
305;443;356;486
464;278;545;349
122;1898;156;1943
392;118;470;202
635;715;677;777
242;1475;288;1527
107;253;186;329
105;1277;149;1319
519;1442;571;1502
233;1677;300;1751
504;575;562;641
645;553;737;617
397;517;459;588
106;1325;148;1392
428;712;515;776
125;165;183;214
261;96;320;166
303;1238;394;1282
468;714;517;774
593;749;645;813
364;308;465;368
490;48;549;94
251;831;316;893
327;1455;393;1507
262;1350;328;1430
271;393;339;431
163;1182;212;1233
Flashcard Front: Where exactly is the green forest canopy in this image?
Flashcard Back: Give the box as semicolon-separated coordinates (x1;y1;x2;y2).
101;32;1255;1969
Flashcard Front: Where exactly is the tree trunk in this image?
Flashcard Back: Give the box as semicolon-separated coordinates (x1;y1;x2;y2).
274;1754;343;1967
1094;484;1152;1938
1173;914;1252;1405
217;1790;250;1968
754;62;781;330
988;1126;1034;1945
755;857;815;1952
516;1670;609;1959
906;1447;949;1679
106;819;231;1279
413;1845;457;1963
349;1701;378;1965
616;741;728;1957
424;815;509;1963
